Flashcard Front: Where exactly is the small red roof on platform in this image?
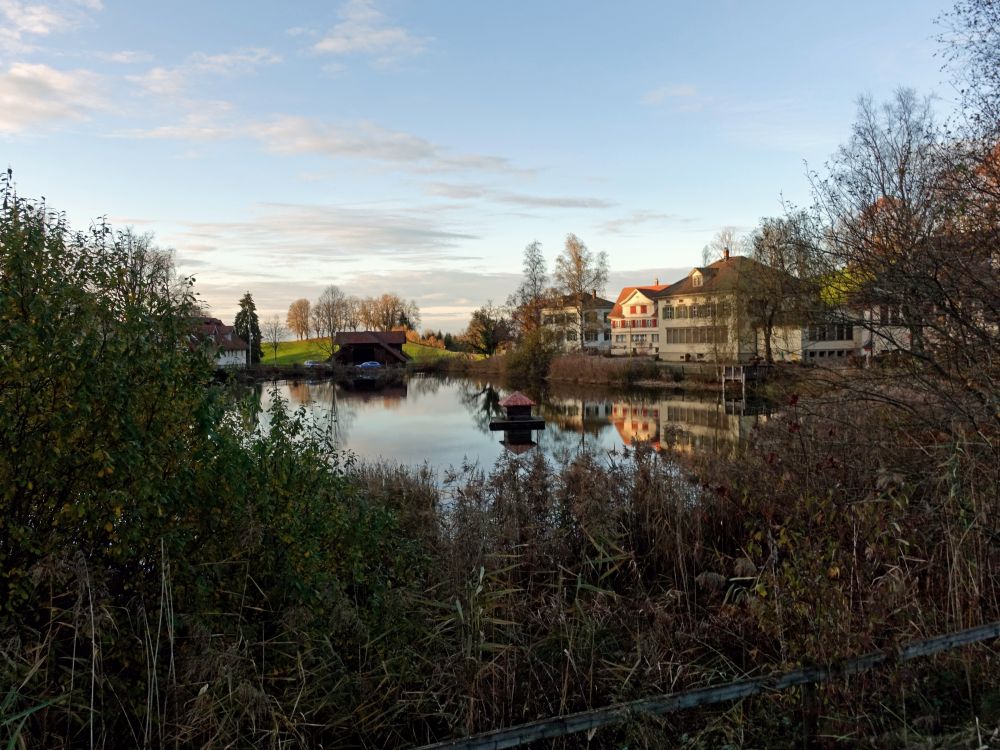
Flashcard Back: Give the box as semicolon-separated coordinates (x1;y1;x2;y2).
500;391;535;407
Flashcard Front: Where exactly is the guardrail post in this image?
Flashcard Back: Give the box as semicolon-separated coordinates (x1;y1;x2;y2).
801;681;817;749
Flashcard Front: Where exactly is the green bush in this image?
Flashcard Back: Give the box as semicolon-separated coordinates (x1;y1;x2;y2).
0;181;421;747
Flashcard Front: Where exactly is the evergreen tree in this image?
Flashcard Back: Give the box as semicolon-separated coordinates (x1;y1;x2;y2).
234;291;263;364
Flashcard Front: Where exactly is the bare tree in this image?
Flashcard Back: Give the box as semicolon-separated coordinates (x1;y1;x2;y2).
811;87;1000;432
312;285;348;357
553;233;608;348
358;293;419;331
508;240;548;337
702;226;745;265
741;213;821;363
286;298;311;340
262;314;287;362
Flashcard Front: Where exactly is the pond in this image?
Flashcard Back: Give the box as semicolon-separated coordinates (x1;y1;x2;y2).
256;375;769;471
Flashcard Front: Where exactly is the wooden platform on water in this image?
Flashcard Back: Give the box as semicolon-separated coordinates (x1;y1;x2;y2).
488;418;546;431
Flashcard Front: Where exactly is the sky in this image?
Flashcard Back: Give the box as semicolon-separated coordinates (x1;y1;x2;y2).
1;0;957;332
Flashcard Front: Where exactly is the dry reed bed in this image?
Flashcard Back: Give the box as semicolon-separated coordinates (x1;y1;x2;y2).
4;395;999;748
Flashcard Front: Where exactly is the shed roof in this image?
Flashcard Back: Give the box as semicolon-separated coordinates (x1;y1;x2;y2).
500;391;535;408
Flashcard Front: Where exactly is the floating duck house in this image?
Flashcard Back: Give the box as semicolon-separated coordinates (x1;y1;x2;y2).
489;391;545;453
489;392;546;432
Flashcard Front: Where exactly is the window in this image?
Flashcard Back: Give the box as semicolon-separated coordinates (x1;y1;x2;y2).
565;330;575;342
662;306;674;320
640;305;648;314
677;305;689;319
629;305;637;314
615;334;626;343
631;333;647;343
651;334;659;343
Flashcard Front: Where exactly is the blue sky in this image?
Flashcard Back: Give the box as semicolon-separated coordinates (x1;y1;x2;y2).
2;0;955;331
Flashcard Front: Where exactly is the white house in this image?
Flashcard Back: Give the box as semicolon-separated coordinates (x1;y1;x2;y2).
541;292;614;352
189;317;249;368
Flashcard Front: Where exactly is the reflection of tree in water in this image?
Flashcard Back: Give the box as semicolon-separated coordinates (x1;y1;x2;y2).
458;379;504;435
407;373;445;397
294;381;357;446
286;381;312;406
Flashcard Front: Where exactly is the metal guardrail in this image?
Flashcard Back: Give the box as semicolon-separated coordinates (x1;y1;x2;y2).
415;621;1000;750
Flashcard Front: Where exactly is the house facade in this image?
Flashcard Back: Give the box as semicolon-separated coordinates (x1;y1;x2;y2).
189;317;248;368
608;282;670;356
541;292;614;352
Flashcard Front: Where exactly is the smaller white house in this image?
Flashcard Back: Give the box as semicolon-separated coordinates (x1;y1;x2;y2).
189;317;249;368
541;292;614;352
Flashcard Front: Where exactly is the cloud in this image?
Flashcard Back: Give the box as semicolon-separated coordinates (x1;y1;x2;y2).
172;202;479;264
642;83;710;112
427;182;615;209
313;0;429;64
129;47;281;96
0;0;102;54
256;117;525;175
96;49;153;65
596;210;697;235
0;62;105;134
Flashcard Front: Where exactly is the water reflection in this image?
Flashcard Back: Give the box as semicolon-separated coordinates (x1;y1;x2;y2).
256;376;769;469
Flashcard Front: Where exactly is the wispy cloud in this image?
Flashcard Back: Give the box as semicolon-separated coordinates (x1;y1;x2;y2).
597;210;697;235
642;82;710;112
313;0;429;65
96;49;153;65
174;202;479;264
257;117;525;175
0;62;105;134
427;182;615;209
129;47;281;96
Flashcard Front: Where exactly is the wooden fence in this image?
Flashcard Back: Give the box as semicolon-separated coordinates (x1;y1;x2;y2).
415;621;1000;750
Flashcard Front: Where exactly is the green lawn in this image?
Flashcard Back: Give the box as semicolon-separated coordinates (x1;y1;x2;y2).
261;338;330;365
261;338;459;365
403;342;460;363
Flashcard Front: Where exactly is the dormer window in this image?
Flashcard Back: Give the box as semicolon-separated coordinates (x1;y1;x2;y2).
692;271;704;288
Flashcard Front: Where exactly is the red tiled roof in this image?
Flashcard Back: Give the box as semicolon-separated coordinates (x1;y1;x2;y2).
189;318;247;352
500;391;535;407
609;284;672;318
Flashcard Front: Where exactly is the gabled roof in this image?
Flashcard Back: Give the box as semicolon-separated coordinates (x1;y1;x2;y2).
189;317;248;352
334;330;411;363
335;330;407;346
661;255;759;297
544;293;615;309
610;284;672;318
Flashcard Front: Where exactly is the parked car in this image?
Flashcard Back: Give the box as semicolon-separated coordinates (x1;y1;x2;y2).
357;361;382;369
303;360;319;368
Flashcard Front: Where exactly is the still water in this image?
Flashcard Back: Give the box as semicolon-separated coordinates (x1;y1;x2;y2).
257;375;767;470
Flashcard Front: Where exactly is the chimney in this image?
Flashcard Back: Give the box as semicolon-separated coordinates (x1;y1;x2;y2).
723;246;730;261
654;277;659;286
592;288;597;299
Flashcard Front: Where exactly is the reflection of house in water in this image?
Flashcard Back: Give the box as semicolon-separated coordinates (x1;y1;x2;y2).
610;396;770;454
660;397;768;453
540;397;614;434
611;403;662;449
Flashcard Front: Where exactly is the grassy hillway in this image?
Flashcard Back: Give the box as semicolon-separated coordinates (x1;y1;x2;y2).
260;337;459;365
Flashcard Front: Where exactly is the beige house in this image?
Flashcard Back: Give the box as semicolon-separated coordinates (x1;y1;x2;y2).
611;252;821;364
608;282;671;356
